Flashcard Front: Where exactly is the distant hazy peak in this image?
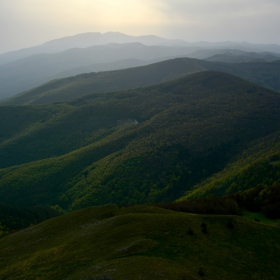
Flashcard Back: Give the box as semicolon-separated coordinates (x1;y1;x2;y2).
1;31;280;68
0;32;188;67
41;31;185;48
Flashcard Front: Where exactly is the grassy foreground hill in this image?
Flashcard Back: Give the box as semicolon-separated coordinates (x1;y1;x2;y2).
3;58;280;105
1;72;280;210
0;204;279;280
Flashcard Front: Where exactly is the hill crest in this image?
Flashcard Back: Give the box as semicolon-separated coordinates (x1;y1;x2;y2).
4;57;280;105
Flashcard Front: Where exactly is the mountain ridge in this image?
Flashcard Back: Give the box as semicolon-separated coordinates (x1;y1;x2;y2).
2;31;280;66
3;57;280;105
0;43;202;100
1;37;280;101
0;32;190;66
1;71;280;209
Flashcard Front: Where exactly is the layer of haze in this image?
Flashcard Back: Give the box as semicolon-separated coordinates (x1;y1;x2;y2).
1;0;280;54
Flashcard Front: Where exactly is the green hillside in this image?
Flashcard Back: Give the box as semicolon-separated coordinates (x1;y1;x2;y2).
0;204;279;280
3;58;280;105
1;72;280;210
180;131;280;200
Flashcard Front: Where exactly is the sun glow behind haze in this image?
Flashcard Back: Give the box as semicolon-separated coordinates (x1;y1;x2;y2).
0;0;280;53
42;0;166;31
0;0;167;53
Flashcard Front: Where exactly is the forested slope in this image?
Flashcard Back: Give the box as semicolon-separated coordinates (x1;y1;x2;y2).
0;72;280;210
180;131;280;200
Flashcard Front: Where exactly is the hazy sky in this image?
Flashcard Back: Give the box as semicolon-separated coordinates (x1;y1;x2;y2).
1;0;280;53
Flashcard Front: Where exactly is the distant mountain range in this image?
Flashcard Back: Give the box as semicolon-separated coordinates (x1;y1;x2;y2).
206;53;272;63
0;43;200;100
0;32;190;66
1;32;280;66
192;49;280;61
3;57;280;105
1;32;280;279
0;32;280;101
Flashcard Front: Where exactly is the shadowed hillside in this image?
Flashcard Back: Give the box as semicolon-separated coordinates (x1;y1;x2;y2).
3;57;280;105
180;131;280;200
1;72;280;210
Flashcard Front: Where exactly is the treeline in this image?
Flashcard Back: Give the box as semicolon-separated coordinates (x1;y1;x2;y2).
155;196;242;216
228;183;280;219
0;204;63;236
184;142;280;201
156;183;280;219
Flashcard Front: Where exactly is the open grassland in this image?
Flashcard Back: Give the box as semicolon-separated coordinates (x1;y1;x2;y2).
243;211;280;226
0;204;279;280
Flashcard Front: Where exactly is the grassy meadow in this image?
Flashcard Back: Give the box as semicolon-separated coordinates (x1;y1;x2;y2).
0;205;279;280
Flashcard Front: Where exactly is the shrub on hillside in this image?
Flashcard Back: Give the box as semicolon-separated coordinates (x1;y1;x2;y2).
228;183;280;219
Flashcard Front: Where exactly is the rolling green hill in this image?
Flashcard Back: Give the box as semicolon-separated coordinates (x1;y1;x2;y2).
1;71;280;210
0;204;279;280
3;57;280;105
